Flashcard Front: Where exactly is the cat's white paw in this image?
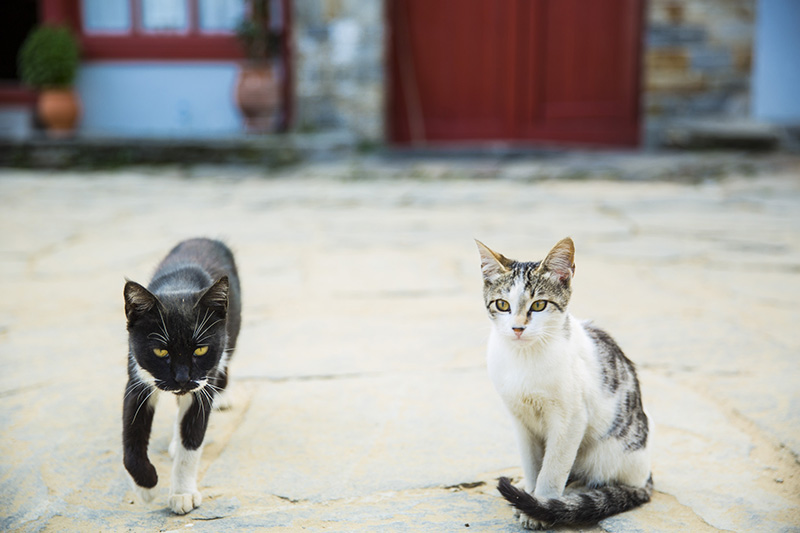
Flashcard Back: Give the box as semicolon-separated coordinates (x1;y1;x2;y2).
133;484;157;503
518;511;549;530
127;471;157;503
169;491;202;515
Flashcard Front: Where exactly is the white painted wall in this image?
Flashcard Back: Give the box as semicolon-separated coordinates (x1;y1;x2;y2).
753;0;800;123
76;62;244;137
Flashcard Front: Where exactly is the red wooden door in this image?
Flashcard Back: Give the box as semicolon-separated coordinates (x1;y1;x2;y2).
388;0;643;147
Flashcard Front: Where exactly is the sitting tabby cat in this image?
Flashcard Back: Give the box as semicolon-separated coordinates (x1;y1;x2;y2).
477;237;652;529
122;238;241;515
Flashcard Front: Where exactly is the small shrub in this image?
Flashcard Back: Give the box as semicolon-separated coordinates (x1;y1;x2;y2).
18;25;80;89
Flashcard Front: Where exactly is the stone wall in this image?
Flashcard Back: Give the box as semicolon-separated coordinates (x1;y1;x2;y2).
644;0;756;145
292;0;384;143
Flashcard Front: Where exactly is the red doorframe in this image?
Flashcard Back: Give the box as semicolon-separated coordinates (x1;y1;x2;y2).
387;0;644;148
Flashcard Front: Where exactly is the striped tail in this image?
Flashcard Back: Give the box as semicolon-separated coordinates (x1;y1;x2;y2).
497;475;653;527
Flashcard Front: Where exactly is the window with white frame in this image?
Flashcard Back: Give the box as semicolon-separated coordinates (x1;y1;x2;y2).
199;0;246;32
81;0;245;35
82;0;131;34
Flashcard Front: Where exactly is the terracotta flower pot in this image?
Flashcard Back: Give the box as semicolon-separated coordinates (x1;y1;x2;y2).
38;89;81;137
235;63;280;134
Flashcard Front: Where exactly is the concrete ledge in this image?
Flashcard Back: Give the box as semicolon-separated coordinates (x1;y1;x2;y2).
662;119;781;150
0;136;303;169
0;131;364;169
0;130;796;182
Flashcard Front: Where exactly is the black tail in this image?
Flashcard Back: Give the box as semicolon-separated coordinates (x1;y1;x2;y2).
497;475;653;527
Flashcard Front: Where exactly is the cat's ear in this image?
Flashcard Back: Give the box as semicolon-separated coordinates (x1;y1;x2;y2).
540;237;575;284
476;240;512;282
198;276;229;316
124;281;157;323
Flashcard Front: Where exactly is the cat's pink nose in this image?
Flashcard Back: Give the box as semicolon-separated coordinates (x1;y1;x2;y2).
512;326;525;338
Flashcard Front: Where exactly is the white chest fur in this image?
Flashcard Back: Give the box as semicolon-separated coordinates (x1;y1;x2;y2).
486;323;605;438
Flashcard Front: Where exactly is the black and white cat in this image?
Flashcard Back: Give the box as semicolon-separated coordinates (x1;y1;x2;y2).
122;238;241;515
477;237;652;529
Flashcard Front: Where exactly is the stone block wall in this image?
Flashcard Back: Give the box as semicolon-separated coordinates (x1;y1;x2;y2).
644;0;756;145
292;0;384;142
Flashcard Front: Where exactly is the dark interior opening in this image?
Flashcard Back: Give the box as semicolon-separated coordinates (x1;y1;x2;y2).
0;0;39;82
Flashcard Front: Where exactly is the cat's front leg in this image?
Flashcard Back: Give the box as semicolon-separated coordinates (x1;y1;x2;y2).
122;380;160;503
514;415;584;530
169;391;213;514
511;418;543;494
534;412;586;500
509;419;549;529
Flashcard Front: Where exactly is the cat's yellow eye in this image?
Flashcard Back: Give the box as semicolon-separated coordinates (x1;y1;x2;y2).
194;346;209;357
495;299;510;312
153;348;169;358
531;300;548;312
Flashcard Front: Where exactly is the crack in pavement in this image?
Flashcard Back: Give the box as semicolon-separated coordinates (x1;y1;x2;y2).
235;365;486;384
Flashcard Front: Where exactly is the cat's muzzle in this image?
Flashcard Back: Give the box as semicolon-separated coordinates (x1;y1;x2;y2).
158;381;201;395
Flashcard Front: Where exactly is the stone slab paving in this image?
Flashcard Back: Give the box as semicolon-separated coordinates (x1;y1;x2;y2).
1;157;799;532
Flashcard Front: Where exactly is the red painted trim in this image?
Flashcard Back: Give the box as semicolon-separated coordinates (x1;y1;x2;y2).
0;85;37;106
630;0;645;146
280;0;293;130
48;0;246;60
77;0;244;60
188;0;199;35
130;0;142;35
80;36;244;60
41;0;78;26
385;0;398;143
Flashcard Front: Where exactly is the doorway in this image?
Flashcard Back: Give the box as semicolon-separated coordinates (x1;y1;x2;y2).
388;0;644;147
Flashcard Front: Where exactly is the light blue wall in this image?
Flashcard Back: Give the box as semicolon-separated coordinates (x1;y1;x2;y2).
753;0;800;123
76;62;244;137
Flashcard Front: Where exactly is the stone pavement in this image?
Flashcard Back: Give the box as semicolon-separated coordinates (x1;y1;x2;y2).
1;155;799;532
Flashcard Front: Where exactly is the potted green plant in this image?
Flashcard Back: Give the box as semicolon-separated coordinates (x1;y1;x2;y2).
18;25;81;137
234;0;282;133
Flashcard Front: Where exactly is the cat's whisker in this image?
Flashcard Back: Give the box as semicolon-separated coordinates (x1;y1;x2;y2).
203;382;225;396
131;386;157;426
203;380;223;391
192;312;201;342
156;308;170;341
193;308;212;341
195;319;224;344
194;390;205;421
194;386;215;421
195;335;216;346
124;374;168;403
147;332;168;344
123;381;148;402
